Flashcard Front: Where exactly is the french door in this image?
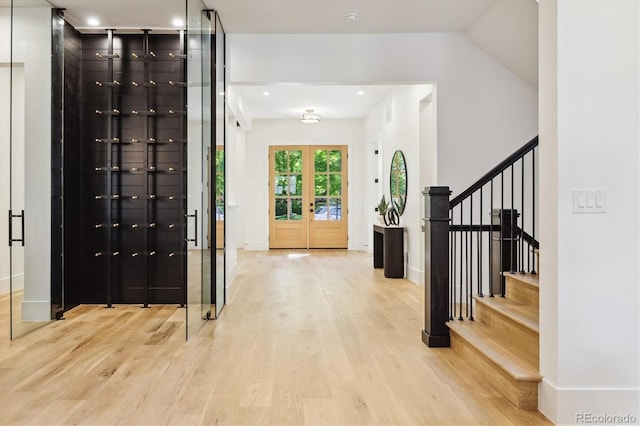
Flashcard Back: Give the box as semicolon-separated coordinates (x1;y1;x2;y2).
269;145;348;249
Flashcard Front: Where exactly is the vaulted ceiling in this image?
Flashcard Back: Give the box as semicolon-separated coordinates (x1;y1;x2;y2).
36;0;538;119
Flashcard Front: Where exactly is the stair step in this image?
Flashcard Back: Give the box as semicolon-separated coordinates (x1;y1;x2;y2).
504;272;539;289
504;272;539;308
474;295;539;335
447;320;541;410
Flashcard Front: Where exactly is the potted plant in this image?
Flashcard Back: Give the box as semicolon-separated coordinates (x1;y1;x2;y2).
377;195;388;225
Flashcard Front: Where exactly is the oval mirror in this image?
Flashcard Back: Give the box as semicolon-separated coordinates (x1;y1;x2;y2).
390;150;407;216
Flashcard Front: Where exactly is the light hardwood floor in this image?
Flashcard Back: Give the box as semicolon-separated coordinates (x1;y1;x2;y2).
0;250;551;425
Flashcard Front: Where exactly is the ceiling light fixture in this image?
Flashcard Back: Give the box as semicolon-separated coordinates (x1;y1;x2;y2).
172;18;184;27
300;109;321;124
87;17;100;26
345;13;359;23
357;90;365;96
263;91;270;96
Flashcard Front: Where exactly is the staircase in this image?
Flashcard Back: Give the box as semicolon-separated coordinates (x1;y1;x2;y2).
446;272;541;409
421;137;541;411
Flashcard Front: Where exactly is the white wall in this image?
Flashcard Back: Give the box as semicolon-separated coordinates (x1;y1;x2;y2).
227;33;538;199
242;119;365;250
465;0;539;89
225;116;241;284
539;1;640;423
364;85;434;284
0;6;52;320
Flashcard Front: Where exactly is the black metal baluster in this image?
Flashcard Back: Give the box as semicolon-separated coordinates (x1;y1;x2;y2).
489;179;494;297
469;193;473;320
531;148;537;275
449;228;454;320
459;202;464;320
510;164;516;274
500;171;505;297
464;229;468;318
520;157;525;273
479;186;484;297
451;219;457;320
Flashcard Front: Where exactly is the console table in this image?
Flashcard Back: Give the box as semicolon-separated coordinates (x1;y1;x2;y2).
373;225;404;278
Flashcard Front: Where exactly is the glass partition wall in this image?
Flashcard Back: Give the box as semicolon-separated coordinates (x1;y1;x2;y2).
214;12;226;319
186;0;212;338
1;0;225;340
3;0;56;339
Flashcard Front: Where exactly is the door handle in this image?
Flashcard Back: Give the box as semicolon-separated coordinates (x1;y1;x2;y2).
8;210;25;247
186;210;198;246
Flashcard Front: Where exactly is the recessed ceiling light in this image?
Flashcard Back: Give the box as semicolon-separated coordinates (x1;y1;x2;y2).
87;17;100;26
357;90;365;96
263;91;270;96
172;18;184;27
345;13;359;23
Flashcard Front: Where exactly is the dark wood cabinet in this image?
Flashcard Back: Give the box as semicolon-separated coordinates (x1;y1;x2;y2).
373;225;404;278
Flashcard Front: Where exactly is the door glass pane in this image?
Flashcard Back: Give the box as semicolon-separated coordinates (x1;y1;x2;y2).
291;174;302;195
314;197;328;220
8;0;54;339
328;198;342;221
290;198;303;220
329;175;342;196
215;153;224;220
289;150;303;173
329;150;342;172
275;176;288;195
274;150;286;172
314;149;327;172
275;199;287;220
315;174;327;196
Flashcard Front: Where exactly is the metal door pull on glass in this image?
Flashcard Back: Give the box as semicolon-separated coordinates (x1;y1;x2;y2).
186;210;198;246
8;210;25;246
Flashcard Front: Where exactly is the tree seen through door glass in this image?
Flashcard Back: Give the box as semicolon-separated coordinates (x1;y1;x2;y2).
329;150;342;172
289;150;303;173
215;149;224;220
274;150;303;221
274;150;287;173
290;198;302;220
275;199;287;220
329;175;341;196
313;149;343;221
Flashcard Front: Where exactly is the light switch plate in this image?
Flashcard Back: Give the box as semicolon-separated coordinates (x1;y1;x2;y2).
573;189;606;213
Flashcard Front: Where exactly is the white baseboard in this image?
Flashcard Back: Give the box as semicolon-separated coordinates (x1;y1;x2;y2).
539;379;640;425
21;300;50;321
348;241;367;251
244;241;269;251
0;275;9;297
0;273;24;297
406;265;423;286
227;260;238;287
242;241;368;252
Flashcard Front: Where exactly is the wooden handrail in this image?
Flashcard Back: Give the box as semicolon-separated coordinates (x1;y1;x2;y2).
450;136;538;208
